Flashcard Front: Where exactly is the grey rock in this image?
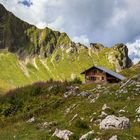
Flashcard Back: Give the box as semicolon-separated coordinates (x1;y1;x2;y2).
53;129;73;140
109;135;118;140
78;91;91;97
99;115;130;129
38;121;57;130
90;43;104;53
119;109;126;113
137;118;140;122
79;130;94;140
136;107;140;114
26;117;35;123
102;104;110;111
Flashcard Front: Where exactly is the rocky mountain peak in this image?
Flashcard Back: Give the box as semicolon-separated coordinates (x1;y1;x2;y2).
108;43;132;72
0;3;6;12
114;43;132;67
90;43;104;52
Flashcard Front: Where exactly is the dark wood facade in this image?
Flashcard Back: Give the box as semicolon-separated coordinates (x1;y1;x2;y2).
81;66;124;84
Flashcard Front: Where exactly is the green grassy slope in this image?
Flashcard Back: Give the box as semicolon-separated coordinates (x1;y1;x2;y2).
121;62;140;78
0;45;127;93
0;4;133;93
0;77;140;139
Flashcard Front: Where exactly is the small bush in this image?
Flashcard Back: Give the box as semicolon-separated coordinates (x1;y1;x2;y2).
70;77;82;85
74;119;89;129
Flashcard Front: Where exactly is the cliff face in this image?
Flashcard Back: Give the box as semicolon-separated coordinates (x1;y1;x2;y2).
108;43;132;72
0;4;133;90
0;3;72;58
0;4;31;54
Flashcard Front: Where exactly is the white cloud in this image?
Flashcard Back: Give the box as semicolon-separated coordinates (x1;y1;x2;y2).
47;16;64;32
72;35;89;46
36;21;47;29
126;39;140;64
133;58;140;64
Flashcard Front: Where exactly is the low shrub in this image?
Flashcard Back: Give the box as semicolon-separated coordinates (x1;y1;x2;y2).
70;77;82;85
74;119;89;129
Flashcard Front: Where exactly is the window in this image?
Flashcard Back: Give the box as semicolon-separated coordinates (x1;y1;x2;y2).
102;77;104;80
90;76;96;81
86;75;99;81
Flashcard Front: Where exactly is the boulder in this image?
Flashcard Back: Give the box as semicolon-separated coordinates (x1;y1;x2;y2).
94;138;101;140
52;129;73;140
26;117;35;123
119;109;125;113
137;118;140;122
102;104;110;111
136;107;140;114
78;91;91;97
99;115;130;129
37;121;57;130
79;130;94;140
109;135;118;140
66;47;74;54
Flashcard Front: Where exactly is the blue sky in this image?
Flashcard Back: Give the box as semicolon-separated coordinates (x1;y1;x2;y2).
0;0;140;63
18;0;33;7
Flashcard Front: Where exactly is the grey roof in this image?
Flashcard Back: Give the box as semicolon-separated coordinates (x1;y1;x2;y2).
81;66;126;80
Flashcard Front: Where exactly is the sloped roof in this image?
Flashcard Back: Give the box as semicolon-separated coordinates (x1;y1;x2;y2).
81;66;126;80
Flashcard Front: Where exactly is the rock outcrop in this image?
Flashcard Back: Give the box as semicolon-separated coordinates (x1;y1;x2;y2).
99;115;130;129
108;43;132;72
90;43;104;53
109;135;118;140
26;117;35;123
52;129;73;140
79;130;94;140
136;107;140;114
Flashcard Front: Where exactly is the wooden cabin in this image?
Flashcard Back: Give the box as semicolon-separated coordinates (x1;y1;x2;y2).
81;66;126;84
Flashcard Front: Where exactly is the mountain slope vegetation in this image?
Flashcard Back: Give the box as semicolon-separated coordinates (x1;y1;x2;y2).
0;75;140;139
121;62;140;78
0;4;133;93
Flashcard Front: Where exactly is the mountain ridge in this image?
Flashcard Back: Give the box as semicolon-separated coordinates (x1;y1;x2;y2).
0;3;132;92
0;3;131;60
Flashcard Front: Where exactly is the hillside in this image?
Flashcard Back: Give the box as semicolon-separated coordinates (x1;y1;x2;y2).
0;4;133;93
1;3;140;140
0;75;140;139
121;62;140;78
